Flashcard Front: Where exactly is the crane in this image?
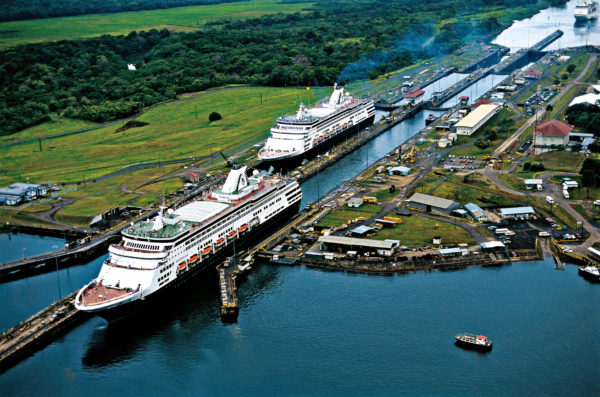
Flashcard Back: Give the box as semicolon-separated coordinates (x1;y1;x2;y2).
219;151;240;169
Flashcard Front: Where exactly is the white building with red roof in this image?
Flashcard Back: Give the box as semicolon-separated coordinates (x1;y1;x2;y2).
534;120;573;153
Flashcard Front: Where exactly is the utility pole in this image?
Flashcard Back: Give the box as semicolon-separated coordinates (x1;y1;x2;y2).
195;104;198;119
39;138;42;152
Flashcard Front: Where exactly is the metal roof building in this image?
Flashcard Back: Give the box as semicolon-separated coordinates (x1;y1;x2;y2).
499;206;535;220
318;236;399;256
465;203;490;222
454;104;500;135
347;197;364;208
406;193;461;215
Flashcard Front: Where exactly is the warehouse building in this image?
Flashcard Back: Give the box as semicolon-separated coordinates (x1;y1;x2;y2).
465;203;490;222
347;197;364;208
498;206;535;220
406;193;461;215
318;236;399;257
0;183;48;205
454;104;500;135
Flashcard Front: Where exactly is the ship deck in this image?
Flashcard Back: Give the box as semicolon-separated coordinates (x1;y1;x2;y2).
78;283;134;307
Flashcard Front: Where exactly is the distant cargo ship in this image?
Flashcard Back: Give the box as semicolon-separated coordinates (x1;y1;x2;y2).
454;333;493;351
574;0;598;20
258;83;375;164
75;166;302;322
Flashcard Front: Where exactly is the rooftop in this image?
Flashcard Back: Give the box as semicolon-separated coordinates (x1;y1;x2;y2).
404;88;425;98
318;236;398;249
499;206;535;216
407;193;459;210
535;120;573;137
454;104;499;129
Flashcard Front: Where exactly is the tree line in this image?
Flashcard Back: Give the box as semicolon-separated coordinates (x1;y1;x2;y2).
0;0;245;22
0;0;564;134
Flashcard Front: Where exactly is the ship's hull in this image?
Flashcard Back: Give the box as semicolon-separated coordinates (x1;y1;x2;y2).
259;114;375;170
92;200;302;322
454;337;492;351
578;267;600;282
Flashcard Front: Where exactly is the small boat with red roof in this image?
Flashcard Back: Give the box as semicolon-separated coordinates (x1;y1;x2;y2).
454;333;493;351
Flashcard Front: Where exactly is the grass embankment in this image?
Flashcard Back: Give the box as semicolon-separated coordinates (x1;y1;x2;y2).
0;0;313;50
515;151;585;179
0;86;317;186
317;204;381;229
497;173;528;192
54;165;184;227
0;116;97;143
431;172;523;207
372;216;473;247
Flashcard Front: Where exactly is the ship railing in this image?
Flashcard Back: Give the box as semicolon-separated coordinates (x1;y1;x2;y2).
106;260;156;271
82;288;140;307
111;243;165;254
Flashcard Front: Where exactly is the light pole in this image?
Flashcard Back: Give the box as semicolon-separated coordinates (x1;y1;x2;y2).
22;248;26;260
53;245;62;300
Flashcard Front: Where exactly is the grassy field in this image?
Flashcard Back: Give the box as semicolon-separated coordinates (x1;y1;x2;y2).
497;173;527;192
55;190;139;227
0;0;314;50
317;204;381;229
371;187;400;202
0;86;319;185
135;177;184;195
371;215;473;247
515;151;585;179
0;116;97;143
434;172;524;207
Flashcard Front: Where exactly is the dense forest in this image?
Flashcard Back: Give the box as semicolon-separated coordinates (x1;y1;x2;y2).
566;104;600;135
0;0;565;134
0;0;244;22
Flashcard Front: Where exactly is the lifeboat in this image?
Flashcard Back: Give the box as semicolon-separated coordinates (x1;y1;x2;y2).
202;247;212;255
189;254;198;263
313;139;318;144
216;238;225;246
324;132;330;138
238;224;248;232
178;262;186;270
318;136;323;141
227;230;237;238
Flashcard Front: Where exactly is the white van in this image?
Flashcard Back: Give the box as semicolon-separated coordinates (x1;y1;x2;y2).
537;184;543;192
546;196;555;204
563;190;569;199
538;231;550;237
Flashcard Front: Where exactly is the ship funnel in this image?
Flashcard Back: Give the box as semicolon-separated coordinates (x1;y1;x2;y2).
222;166;248;194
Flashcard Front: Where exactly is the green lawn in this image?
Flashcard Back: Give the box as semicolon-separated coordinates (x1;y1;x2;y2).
136;178;184;195
0;0;314;50
317;204;381;229
128;195;160;208
434;173;524;207
516;151;585;178
55;190;139;227
371;215;473;247
372;187;400;202
0;115;97;143
497;173;527;192
0;86;317;185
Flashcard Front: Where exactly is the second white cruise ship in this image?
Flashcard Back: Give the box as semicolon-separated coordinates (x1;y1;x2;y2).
258;83;375;163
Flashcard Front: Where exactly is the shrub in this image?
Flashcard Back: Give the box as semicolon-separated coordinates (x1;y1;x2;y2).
209;111;222;122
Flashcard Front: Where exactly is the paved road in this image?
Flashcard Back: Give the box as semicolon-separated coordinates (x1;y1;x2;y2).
482;167;600;250
493;54;597;158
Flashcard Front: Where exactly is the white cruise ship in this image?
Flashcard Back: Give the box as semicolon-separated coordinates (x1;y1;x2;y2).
258;83;375;163
75;166;302;321
574;0;598;20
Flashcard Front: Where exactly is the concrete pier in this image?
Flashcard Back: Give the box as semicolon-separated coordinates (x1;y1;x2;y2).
0;290;88;373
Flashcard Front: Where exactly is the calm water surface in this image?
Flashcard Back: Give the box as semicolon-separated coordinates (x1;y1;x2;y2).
1;2;599;394
0;259;598;395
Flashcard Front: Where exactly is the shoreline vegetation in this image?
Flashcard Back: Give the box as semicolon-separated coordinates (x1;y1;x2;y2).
0;0;565;135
